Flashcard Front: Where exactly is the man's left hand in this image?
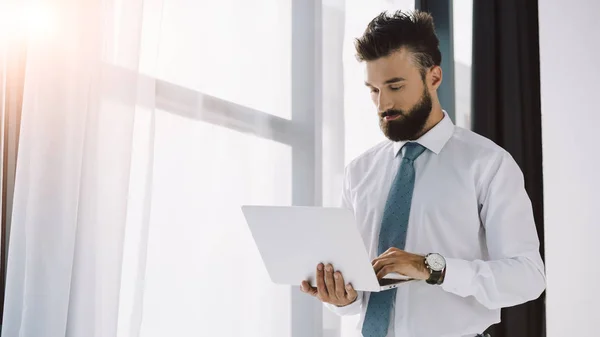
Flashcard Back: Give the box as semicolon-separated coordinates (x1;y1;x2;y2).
372;247;430;280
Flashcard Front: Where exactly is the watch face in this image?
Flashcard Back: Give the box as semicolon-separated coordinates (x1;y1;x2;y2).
427;254;446;272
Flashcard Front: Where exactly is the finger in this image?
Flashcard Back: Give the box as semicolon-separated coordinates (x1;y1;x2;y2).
324;264;337;299
383;247;402;256
345;283;358;302
372;257;393;274
376;265;393;279
371;250;396;265
316;263;328;300
371;255;385;267
301;280;318;296
334;272;345;300
371;255;380;265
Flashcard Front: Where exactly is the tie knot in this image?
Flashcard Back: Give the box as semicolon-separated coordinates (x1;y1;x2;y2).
402;142;426;162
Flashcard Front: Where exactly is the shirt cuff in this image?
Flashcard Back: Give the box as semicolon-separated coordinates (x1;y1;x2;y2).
440;258;476;297
323;295;363;316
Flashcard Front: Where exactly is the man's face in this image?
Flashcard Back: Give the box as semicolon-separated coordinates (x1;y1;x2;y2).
364;48;432;142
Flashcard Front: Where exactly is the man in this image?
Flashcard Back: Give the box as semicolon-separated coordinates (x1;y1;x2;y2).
300;10;546;337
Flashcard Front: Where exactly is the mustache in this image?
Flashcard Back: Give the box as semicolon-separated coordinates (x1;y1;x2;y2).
380;109;404;118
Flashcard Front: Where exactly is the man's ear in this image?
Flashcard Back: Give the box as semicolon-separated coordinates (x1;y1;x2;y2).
429;65;443;90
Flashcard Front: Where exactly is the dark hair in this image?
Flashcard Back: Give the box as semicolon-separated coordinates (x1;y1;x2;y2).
355;10;441;78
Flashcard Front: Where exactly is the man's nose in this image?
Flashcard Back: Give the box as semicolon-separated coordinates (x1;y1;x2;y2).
377;92;394;113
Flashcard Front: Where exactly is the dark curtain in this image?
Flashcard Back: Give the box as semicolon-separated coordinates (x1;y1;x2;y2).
471;1;545;337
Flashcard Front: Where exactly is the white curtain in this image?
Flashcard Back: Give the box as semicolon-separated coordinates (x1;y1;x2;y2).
1;0;154;335
1;0;292;336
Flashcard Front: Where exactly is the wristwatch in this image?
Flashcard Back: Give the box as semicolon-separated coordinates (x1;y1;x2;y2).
424;253;446;285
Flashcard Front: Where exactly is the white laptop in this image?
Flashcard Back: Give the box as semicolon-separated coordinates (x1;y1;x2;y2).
240;205;414;292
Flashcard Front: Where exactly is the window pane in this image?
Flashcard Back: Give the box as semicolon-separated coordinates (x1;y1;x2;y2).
453;0;473;129
142;0;292;119
138;110;292;337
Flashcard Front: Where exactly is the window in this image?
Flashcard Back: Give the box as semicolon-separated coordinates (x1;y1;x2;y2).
138;112;292;336
117;0;322;336
146;0;292;120
453;0;473;129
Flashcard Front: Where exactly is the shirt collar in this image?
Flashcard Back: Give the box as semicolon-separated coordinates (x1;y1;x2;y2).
392;110;455;157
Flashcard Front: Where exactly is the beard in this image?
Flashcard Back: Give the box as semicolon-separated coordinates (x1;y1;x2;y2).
379;87;433;142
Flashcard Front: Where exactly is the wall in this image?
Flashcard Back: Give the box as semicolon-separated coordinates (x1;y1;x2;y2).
538;0;600;335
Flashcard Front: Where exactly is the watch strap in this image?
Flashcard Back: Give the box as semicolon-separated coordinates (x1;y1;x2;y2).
426;269;442;285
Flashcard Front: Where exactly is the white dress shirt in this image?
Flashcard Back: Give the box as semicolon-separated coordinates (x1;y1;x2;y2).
325;112;546;337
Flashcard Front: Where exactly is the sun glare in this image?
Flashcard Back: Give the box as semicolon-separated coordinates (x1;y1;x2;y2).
0;3;57;43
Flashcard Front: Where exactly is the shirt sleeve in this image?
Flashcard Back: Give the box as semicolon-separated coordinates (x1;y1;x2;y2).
440;151;546;310
324;165;365;316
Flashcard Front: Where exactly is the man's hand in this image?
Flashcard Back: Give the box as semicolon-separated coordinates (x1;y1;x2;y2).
372;247;430;280
300;263;358;307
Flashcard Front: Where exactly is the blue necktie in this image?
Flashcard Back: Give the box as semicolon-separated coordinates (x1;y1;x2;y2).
361;142;426;337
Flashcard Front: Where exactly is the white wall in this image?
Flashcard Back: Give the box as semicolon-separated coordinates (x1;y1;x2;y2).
539;1;600;336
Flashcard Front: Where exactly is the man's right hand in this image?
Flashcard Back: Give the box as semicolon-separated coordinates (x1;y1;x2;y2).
300;263;358;307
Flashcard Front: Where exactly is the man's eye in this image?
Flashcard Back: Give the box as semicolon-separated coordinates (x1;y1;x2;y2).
390;86;404;91
370;88;379;93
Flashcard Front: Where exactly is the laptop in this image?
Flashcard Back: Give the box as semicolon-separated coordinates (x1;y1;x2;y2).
240;205;414;292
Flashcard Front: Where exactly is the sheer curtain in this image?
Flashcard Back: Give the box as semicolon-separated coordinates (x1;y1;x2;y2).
1;0;293;336
1;0;155;335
